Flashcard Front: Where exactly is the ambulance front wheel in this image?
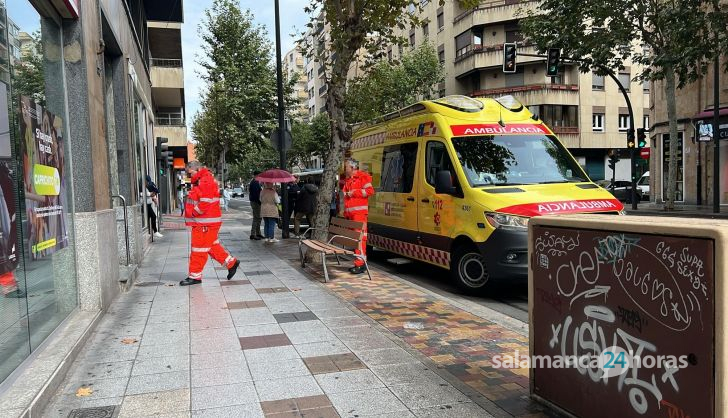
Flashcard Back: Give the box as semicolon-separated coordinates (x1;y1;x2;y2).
450;246;489;292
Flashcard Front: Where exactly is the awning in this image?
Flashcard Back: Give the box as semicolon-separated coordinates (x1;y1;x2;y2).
693;107;728;120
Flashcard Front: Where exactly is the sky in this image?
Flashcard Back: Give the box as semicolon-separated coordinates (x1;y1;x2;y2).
182;0;311;138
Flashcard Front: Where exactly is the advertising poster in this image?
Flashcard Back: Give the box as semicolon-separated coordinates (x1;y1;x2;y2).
0;83;18;274
19;96;69;259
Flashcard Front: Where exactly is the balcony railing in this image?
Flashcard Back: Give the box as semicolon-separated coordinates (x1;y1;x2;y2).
151;58;183;68
318;84;328;95
156;115;185;126
471;84;579;97
453;0;535;24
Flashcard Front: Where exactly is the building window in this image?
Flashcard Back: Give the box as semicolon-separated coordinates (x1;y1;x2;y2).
505;30;523;43
592;74;605;90
618;114;631;132
437;11;444;30
399;44;404;57
422;22;429;38
643;115;650;130
537;105;579;128
410;31;416;48
592;114;605;132
618;72;631;92
643;80;650;92
438;46;445;65
455;31;471;58
387;49;393;62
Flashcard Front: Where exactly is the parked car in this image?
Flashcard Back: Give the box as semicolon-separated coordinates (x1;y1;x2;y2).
231;187;244;198
637;171;650;201
597;180;643;203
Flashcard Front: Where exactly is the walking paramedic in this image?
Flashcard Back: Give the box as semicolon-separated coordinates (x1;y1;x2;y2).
180;161;240;286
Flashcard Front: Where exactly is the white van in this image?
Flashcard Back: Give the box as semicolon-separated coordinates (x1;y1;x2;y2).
637;171;650;200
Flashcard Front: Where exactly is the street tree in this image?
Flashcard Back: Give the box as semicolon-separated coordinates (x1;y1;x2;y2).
300;0;479;240
194;0;298;169
11;32;45;105
288;113;331;170
345;43;445;123
519;0;728;209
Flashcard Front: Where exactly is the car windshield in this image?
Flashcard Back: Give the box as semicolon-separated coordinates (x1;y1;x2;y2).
638;176;649;185
451;135;589;187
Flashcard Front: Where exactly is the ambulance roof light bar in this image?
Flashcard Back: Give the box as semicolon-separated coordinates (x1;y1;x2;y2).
494;95;524;112
432;95;484;113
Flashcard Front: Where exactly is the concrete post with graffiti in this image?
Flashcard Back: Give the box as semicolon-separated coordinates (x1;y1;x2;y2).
527;215;726;418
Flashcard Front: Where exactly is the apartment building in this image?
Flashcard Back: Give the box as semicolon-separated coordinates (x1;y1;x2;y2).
388;0;650;182
649;57;728;206
284;46;309;120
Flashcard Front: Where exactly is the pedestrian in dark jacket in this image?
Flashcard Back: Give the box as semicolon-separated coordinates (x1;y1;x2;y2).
294;182;318;237
286;177;300;221
248;172;263;240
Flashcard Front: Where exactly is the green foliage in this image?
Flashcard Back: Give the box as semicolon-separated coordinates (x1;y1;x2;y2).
11;32;45;105
288;113;331;169
518;0;728;85
192;0;299;168
345;43;444;123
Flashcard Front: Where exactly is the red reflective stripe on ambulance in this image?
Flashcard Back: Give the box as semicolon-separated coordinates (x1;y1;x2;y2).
450;124;550;136
497;199;624;217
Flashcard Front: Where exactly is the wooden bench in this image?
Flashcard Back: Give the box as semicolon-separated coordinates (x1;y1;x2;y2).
298;217;372;282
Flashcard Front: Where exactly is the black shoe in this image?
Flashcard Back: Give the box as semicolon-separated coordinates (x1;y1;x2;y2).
4;290;25;298
227;260;240;280
250;235;262;240
349;266;367;275
179;278;201;286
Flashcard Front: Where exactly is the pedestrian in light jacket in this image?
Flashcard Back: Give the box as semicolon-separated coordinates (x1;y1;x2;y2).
260;183;280;243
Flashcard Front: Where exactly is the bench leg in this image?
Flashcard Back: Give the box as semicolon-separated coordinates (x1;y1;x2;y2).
299;243;306;268
334;254;341;265
322;252;329;283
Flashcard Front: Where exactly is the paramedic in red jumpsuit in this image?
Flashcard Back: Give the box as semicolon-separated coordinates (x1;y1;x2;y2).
179;161;240;286
342;158;374;275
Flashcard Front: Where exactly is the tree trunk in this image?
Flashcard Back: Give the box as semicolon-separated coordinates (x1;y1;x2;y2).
664;68;679;210
311;81;349;244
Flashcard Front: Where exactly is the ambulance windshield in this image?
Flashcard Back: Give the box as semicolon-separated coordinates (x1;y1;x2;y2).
452;135;588;187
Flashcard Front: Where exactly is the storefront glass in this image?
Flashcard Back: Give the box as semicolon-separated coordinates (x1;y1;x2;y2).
0;0;77;382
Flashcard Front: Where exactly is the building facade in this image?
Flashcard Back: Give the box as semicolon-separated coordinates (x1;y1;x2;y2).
284;46;309;121
648;57;728;206
0;0;184;411
396;0;650;182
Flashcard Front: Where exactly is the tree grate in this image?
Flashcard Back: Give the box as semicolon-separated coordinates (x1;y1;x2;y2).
67;405;118;418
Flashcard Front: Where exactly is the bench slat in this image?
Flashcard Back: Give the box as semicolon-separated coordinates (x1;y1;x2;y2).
301;240;353;255
330;236;359;249
327;225;362;241
330;217;365;230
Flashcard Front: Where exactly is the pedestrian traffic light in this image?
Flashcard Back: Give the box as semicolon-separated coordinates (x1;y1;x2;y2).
637;128;647;149
503;43;517;74
546;48;561;77
626;130;636;149
155;137;169;161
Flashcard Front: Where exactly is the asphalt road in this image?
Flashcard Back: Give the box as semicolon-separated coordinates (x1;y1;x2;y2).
228;197;529;323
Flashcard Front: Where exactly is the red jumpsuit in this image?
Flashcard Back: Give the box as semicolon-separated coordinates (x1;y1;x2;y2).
343;170;374;267
185;168;237;281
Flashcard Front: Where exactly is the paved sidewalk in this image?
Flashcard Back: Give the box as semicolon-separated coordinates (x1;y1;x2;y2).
43;219;511;418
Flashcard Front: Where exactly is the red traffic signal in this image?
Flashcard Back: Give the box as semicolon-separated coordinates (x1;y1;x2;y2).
503;43;517;74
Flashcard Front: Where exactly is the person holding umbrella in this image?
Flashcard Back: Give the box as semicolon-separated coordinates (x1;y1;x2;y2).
254;169;297;242
180;161;240;286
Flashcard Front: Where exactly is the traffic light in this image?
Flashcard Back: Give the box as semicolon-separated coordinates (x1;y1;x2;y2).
546;48;561;77
155;137;169;161
608;154;620;171
503;43;517;73
637;128;647;149
165;152;174;167
626;130;636;149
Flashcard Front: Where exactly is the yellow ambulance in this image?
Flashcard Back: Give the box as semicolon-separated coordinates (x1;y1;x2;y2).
351;95;623;293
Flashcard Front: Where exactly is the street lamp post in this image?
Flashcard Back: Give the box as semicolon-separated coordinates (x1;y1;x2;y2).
274;0;290;238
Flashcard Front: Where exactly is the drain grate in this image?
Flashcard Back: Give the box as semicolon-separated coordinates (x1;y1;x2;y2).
68;405;118;418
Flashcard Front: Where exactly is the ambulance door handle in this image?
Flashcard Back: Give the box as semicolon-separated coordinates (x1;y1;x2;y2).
421;198;430;203
406;197;415;202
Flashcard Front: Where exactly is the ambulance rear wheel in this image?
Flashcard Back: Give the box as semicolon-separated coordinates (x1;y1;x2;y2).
451;246;489;292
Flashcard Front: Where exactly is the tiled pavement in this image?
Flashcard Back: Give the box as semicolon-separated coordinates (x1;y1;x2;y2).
43;218;515;418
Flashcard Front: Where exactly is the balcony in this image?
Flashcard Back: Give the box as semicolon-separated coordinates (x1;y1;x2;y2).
471;84;579;106
319;84;328;96
153;125;188;148
152;58;182;68
454;43;542;78
156;113;185;126
453;0;538;35
151;58;184;89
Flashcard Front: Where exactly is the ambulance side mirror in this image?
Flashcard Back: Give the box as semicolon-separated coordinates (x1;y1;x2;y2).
435;170;456;195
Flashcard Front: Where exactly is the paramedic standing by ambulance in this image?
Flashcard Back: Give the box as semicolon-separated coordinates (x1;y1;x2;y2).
180;161;240;286
343;158;374;275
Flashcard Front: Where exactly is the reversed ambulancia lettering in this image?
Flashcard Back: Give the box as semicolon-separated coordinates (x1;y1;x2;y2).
536;200;617;214
452;124;549;136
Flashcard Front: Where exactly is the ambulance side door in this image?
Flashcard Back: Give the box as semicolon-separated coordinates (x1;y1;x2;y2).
368;141;419;243
418;140;461;252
